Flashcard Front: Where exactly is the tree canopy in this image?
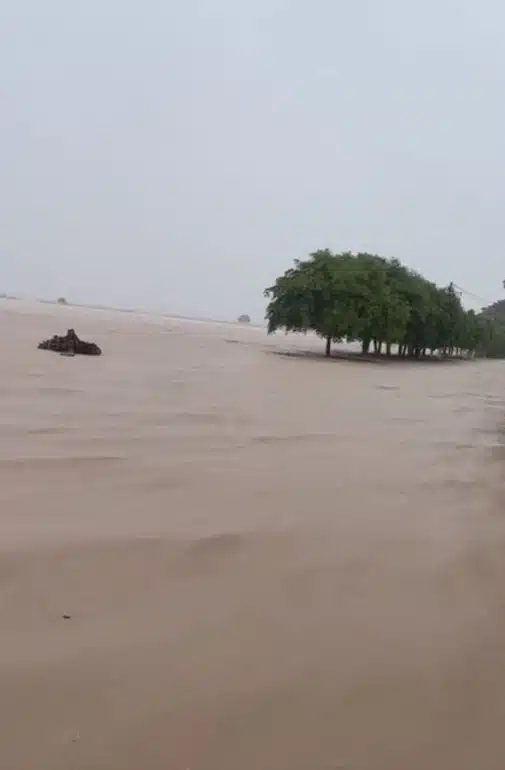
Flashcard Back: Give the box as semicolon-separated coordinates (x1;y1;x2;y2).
477;299;505;358
265;250;502;359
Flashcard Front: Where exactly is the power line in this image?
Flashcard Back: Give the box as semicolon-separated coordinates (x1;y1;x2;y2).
453;284;494;306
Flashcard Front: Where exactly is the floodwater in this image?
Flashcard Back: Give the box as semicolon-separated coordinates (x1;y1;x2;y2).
1;299;505;770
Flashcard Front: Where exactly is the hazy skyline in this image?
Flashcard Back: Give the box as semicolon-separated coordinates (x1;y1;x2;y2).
2;0;504;320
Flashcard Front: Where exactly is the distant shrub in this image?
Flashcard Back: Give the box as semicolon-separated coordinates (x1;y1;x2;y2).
237;314;251;324
57;297;68;305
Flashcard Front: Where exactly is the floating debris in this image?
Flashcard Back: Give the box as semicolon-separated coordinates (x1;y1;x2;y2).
38;329;102;356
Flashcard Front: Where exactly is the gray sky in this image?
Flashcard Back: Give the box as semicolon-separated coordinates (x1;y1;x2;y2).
2;0;504;320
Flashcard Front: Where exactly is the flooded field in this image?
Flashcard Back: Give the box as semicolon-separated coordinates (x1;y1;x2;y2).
1;300;505;770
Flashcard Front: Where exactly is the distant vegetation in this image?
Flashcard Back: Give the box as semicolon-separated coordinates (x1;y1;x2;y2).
57;297;68;305
265;250;504;359
237;314;251;324
478;300;505;358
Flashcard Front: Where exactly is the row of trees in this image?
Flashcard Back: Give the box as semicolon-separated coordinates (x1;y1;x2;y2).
264;250;503;358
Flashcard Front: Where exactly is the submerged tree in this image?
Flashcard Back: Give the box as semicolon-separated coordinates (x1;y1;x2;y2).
265;250;368;356
265;250;494;358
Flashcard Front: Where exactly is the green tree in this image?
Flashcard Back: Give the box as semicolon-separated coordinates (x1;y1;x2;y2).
265;250;367;356
354;255;410;354
265;250;505;360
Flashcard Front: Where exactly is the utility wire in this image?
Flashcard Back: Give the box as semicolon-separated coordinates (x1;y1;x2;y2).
453;284;495;307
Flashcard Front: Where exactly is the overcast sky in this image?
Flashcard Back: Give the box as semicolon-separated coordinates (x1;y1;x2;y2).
1;0;504;320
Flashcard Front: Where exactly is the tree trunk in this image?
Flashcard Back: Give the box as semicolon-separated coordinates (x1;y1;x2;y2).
377;341;383;355
325;336;331;357
362;338;371;354
386;342;392;356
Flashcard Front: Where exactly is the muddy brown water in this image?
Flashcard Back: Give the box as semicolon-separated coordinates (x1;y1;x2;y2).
2;300;505;769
